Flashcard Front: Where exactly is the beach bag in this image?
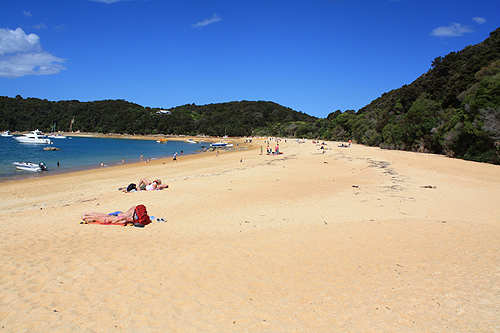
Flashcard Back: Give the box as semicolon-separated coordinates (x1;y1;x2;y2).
133;204;151;227
126;183;137;192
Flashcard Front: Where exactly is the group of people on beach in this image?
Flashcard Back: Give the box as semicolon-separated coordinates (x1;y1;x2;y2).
82;177;167;225
263;144;280;155
81;177;168;225
84;146;185;225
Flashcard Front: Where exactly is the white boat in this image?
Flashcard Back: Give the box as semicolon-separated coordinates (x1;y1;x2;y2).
186;139;197;144
47;123;66;139
13;129;52;144
210;141;228;147
1;130;12;137
12;162;49;172
47;133;67;139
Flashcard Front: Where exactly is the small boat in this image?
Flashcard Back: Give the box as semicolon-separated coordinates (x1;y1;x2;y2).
156;138;168;144
186;139;197;144
210;141;228;147
1;130;12;137
47;123;66;139
13;129;52;144
47;133;67;139
12;162;49;172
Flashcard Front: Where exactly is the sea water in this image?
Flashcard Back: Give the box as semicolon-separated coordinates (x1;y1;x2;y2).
0;136;207;181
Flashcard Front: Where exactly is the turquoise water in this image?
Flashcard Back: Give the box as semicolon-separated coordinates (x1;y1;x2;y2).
0;136;206;181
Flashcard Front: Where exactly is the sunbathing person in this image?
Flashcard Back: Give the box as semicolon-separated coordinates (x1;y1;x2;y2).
81;206;136;224
81;205;151;226
137;178;169;191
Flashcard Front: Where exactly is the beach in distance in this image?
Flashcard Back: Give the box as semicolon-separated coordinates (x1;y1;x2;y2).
1;137;499;332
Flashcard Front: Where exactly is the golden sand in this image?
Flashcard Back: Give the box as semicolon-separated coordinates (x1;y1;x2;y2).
1;138;499;332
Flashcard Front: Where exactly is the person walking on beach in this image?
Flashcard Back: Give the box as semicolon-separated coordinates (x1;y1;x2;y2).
173;152;178;162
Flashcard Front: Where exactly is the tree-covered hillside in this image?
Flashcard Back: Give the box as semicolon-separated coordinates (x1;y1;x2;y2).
0;97;317;137
1;28;499;164
329;27;500;164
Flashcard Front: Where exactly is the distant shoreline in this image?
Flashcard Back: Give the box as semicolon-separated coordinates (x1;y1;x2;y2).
11;131;232;142
0;134;255;184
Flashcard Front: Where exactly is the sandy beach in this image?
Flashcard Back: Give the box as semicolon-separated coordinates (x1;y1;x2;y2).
1;138;499;332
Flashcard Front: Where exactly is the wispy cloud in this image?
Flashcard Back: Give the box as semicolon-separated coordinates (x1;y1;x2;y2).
23;11;32;17
430;23;473;37
473;17;487;24
192;14;222;28
0;27;66;78
33;23;48;30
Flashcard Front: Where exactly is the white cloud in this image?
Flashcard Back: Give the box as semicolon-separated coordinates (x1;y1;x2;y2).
430;23;474;37
23;11;32;17
0;27;66;78
473;17;487;24
0;28;41;56
192;14;222;28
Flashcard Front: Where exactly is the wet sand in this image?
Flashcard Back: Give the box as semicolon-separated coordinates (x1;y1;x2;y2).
1;138;499;332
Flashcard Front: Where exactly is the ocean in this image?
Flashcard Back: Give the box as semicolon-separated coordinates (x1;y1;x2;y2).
0;135;207;181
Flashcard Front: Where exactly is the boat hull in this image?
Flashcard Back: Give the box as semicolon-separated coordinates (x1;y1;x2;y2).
13;129;53;144
210;142;227;147
13;137;52;144
12;162;48;172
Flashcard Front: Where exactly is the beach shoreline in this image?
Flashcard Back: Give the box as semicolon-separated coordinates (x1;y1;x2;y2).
0;133;251;184
1;138;499;332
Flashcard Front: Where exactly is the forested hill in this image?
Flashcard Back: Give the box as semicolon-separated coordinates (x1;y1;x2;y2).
1;28;500;164
335;27;500;163
0;98;317;138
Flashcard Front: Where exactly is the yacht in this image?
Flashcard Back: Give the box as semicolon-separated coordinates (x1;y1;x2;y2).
1;130;12;137
13;130;52;144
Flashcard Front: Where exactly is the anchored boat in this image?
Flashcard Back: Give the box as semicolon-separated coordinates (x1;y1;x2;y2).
12;162;49;172
13;130;52;144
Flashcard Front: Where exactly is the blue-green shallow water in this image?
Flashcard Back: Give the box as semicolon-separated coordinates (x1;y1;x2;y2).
0;136;206;181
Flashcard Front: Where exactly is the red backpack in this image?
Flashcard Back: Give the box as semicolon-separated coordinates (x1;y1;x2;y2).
133;204;151;227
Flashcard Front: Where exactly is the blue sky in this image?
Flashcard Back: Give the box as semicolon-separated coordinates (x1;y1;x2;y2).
0;0;498;118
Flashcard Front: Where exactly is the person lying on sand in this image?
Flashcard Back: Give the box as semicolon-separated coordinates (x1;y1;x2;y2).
121;178;169;192
138;178;169;191
80;205;151;226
